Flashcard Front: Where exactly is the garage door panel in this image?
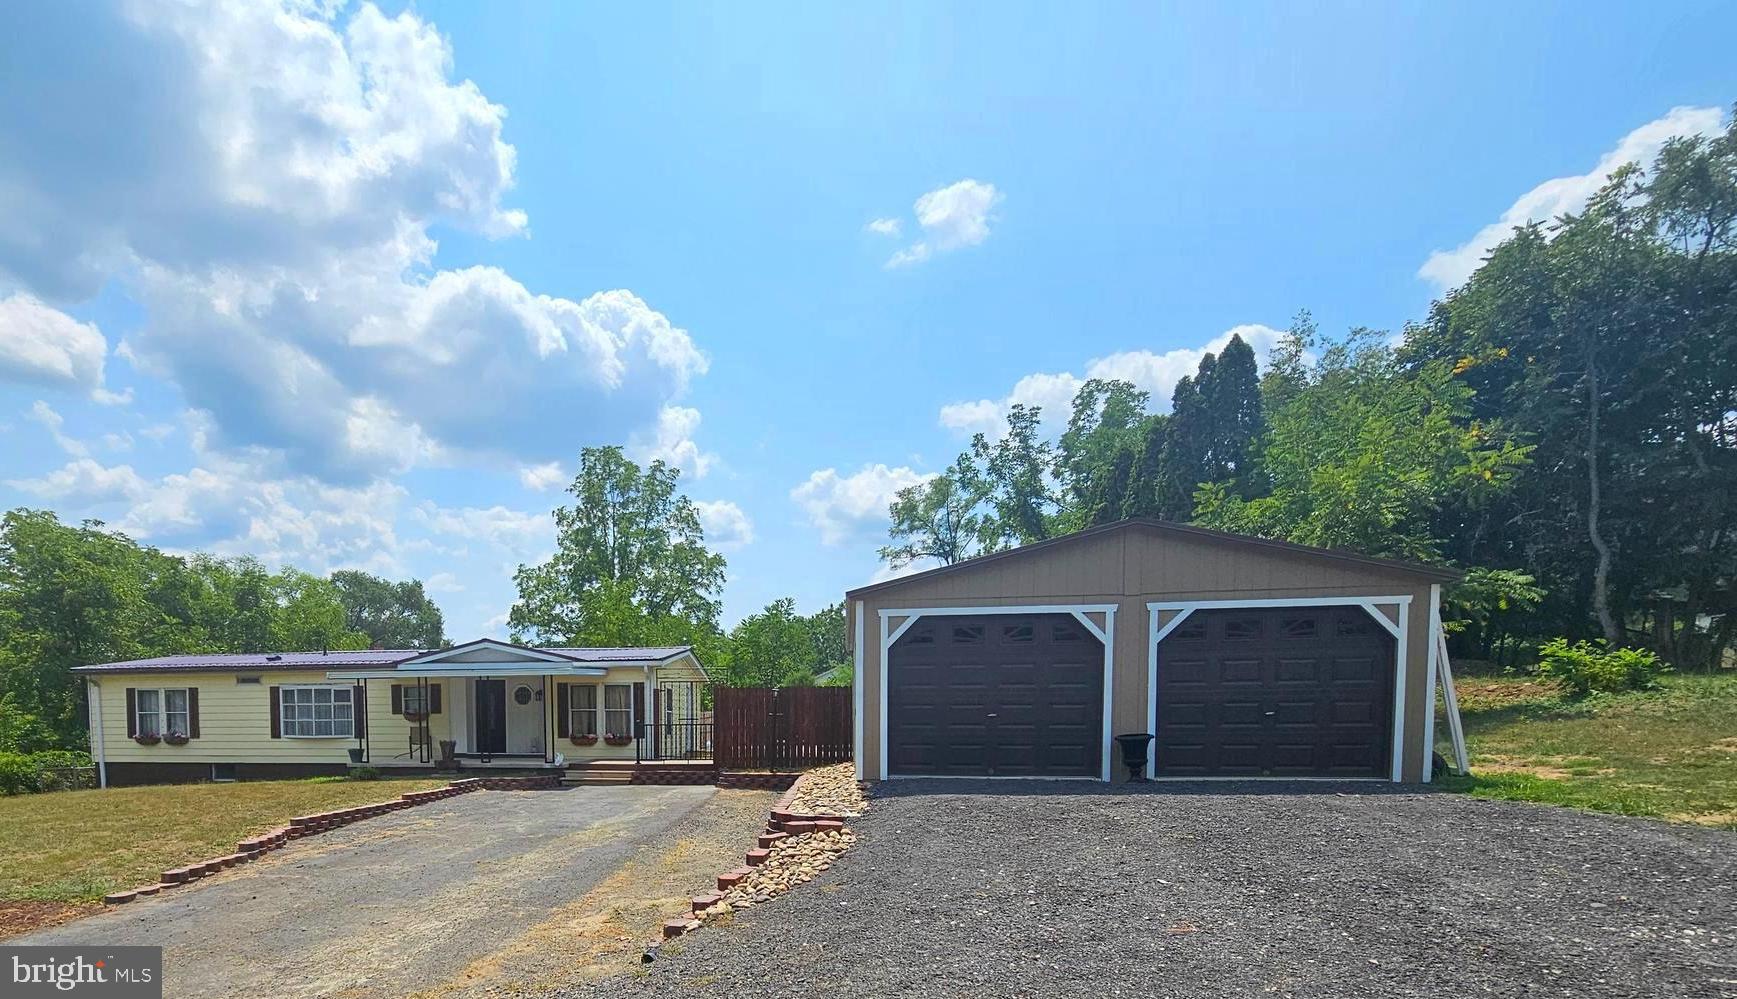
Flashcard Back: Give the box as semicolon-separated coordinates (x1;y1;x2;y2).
1156;606;1394;779
888;612;1103;777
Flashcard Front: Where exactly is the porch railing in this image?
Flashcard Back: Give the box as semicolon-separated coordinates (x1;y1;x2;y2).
636;721;714;763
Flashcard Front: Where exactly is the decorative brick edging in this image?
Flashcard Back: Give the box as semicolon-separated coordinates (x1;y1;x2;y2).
659;768;858;942
101;774;559;907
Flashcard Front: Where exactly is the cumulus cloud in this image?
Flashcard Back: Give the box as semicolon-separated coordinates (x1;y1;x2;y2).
412;501;549;559
0;294;108;394
26;400;89;457
7;458;147;503
865;217;902;237
1419;105;1726;291
791;464;934;546
938;324;1284;437
693;499;754;551
628;405;716;480
519;461;566;491
0;1;705;481
881;179;1002;268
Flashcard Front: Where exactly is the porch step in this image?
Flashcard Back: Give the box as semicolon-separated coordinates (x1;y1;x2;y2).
563;772;634;786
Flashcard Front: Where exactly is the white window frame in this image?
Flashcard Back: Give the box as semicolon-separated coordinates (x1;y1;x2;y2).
603;683;633;739
280;683;355;739
401;685;430;717
569;683;599;737
134;687;192;738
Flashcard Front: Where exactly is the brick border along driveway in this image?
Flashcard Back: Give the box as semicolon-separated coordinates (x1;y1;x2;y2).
581;782;1736;999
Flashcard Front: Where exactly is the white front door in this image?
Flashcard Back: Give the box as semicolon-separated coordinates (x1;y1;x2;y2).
505;680;544;756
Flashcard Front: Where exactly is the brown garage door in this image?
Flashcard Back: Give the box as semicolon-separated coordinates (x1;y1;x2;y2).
887;613;1103;777
1156;605;1394;778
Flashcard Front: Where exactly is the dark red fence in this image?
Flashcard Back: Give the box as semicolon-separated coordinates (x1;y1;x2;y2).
713;686;852;770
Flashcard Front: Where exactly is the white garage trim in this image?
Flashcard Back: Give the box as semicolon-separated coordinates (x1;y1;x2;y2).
877;604;1118;782
1422;583;1442;784
1145;596;1413;783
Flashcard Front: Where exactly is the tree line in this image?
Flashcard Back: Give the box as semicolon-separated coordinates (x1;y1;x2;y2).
0;509;447;751
882;115;1737;672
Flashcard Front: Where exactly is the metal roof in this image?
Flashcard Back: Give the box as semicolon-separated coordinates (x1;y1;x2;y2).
72;644;694;674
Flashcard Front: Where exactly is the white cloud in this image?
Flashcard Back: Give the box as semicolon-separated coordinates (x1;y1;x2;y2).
693;499;754;551
939;324;1284;437
424;571;464;594
866;558;938;586
882;179;1002;268
1419;105;1727;291
791;464;934;546
628;405;715;480
7;458;147;504
0;294;108;394
0;2;706;482
102;432;134;451
865;217;902;237
518;461;566;491
412;501;549;559
26;400;89;457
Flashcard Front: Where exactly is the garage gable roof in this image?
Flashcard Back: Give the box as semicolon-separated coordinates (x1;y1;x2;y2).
845;518;1461;600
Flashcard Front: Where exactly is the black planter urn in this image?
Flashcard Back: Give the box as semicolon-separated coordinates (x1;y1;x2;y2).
1114;733;1155;782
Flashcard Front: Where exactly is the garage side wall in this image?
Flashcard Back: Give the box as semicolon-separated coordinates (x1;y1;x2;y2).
855;525;1439;783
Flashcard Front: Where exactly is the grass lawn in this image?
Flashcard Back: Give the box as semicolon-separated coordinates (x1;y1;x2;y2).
1438;671;1737;828
0;777;449;904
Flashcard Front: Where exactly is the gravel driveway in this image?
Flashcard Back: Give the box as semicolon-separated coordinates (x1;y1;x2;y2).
574;782;1736;999
18;784;723;998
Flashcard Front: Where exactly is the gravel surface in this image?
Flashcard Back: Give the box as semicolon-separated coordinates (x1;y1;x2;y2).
565;782;1737;999
18;784;721;999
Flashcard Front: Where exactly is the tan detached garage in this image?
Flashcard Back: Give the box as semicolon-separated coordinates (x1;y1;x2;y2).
844;519;1463;784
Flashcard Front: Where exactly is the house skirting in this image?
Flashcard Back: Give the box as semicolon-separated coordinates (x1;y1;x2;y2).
105;761;350;787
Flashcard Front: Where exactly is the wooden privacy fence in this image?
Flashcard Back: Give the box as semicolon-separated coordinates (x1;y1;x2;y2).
713;686;853;770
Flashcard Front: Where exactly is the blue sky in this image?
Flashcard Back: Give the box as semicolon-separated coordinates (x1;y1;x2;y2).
1;1;1733;640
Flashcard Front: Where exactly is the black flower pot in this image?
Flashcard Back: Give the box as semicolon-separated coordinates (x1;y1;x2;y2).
1114;733;1154;782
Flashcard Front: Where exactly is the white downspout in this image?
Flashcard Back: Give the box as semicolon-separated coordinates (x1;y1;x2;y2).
88;678;108;789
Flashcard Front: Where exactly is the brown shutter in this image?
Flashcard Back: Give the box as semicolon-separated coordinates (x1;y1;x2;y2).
187;688;200;739
632;682;645;739
556;684;570;738
125;688;137;739
430;684;443;714
354;685;367;738
269;686;281;738
390;683;403;714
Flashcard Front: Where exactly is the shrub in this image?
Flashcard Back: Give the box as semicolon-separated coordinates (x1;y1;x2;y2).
346;766;382;781
0;750;95;795
1535;638;1669;698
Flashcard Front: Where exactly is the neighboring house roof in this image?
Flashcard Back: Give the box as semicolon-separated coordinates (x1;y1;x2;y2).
845;517;1462;600
72;642;696;675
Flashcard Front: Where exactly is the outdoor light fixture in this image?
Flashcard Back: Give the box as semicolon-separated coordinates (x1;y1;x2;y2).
1115;733;1154;782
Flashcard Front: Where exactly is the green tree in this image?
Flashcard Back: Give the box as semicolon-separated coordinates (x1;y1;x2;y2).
1053;379;1149;530
973;403;1059;547
268;571;369;652
801;603;848;674
1194;329;1531;562
510;447;727;650
880;454;990;568
727;598;820;687
330;570;447;649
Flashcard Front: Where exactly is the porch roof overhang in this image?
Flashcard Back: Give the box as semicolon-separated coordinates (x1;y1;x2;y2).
324;663;613;680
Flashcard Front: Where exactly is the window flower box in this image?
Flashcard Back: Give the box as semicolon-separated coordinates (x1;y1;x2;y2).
402;711;428;723
603;734;633;747
569;734;598;747
133;734;161;746
163;732;190;746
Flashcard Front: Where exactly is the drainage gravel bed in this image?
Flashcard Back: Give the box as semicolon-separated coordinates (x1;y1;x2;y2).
563;781;1735;999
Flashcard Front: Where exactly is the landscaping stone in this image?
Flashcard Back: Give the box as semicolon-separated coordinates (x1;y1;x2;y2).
782;761;868;818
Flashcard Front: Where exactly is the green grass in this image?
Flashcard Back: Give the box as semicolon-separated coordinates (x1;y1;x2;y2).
1438;671;1737;828
0;777;448;902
